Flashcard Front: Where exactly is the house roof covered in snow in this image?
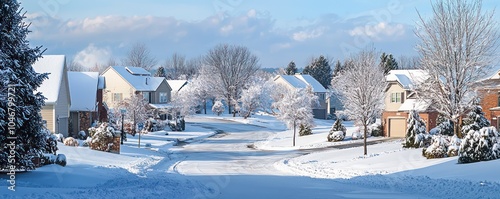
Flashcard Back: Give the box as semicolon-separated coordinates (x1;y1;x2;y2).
386;70;428;90
167;80;188;92
68;72;99;112
274;74;326;93
398;98;432;112
31;55;67;104
103;66;166;91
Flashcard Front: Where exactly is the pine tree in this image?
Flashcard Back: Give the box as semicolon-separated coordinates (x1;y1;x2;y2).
461;105;490;135
0;1;48;170
327;119;346;142
303;55;332;88
332;60;343;77
285;61;298;75
380;52;398;75
298;124;312;136
404;109;427;148
154;66;166;78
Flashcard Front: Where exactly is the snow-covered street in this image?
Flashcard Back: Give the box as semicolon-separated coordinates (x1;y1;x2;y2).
2;116;500;198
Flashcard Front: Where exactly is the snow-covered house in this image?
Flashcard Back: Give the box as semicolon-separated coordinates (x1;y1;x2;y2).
32;55;71;136
68;72;105;137
476;69;500;130
274;74;329;119
382;70;438;137
101;66;172;112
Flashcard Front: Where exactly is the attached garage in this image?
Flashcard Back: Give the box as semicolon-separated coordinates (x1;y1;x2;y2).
388;118;406;137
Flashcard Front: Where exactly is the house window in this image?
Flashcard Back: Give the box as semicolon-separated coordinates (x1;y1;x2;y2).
112;93;123;102
160;92;168;103
316;93;325;101
391;93;402;103
142;92;150;103
497;95;500;107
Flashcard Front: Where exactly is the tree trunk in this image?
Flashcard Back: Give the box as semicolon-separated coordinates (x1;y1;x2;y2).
203;100;207;114
293;120;296;147
363;123;368;155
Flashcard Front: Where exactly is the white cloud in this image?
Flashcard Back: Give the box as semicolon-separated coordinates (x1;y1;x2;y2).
349;22;405;40
292;27;325;42
247;9;257;18
74;44;112;67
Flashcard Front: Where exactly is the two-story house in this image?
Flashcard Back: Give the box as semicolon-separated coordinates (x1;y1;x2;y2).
101;66;172;115
382;70;438;137
477;69;500;130
274;74;329;119
32;55;71;136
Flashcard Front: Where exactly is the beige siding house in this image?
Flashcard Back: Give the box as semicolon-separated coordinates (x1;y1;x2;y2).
382;70;438;137
101;66;172;112
32;55;71;136
274;74;329;119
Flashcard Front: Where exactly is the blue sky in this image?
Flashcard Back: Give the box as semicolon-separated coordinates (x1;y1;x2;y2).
19;0;500;69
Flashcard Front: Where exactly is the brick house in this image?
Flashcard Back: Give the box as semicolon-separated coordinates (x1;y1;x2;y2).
477;70;500;130
382;70;439;137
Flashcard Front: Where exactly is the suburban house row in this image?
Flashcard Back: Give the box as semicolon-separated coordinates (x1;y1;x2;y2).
32;55;188;137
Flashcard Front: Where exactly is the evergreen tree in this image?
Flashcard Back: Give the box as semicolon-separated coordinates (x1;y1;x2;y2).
332;60;343;77
461;105;490;135
154;66;166;78
285;61;298;75
298;124;312;136
459;126;499;163
302;55;332;88
0;1;48;170
327;119;346;142
435;114;454;136
404;109;427;148
380;52;398;75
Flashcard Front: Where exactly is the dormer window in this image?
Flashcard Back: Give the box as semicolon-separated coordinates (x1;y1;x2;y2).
391;92;402;103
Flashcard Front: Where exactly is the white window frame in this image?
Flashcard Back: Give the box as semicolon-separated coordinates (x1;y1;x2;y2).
391;93;401;103
160;92;168;103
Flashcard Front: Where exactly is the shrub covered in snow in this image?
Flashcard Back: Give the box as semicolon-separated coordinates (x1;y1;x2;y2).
56;154;66;167
327;119;346;141
40;128;58;155
422;135;461;159
298;124;312;136
82;136;92;147
351;131;362;140
78;131;87;140
404;109;428;148
461;105;490;137
369;123;383;137
447;135;461;157
328;131;346;142
63;137;79;147
54;133;65;143
433;115;455;136
89;123;118;152
458;126;500;164
212;100;225;116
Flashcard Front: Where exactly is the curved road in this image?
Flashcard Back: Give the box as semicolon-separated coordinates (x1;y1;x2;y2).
163;117;427;199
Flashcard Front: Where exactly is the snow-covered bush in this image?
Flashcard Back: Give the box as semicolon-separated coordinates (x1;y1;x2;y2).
327;119;346;141
404;110;428;148
40;128;58;155
54;133;65;143
369;123;383;137
458;126;500;164
351;131;362;140
41;154;57;166
423;135;448;159
433;115;454;136
55;154;66;167
298;124;312;136
78;130;87;140
328;131;346;142
63;137;79;147
82;136;91;147
89;123;118;152
447;135;461;157
212;100;225;116
461;105;490;137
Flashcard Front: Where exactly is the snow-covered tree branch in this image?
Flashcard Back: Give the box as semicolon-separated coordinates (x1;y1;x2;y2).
415;0;499;137
331;48;385;155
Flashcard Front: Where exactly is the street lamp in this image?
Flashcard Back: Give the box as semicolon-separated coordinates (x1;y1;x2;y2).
120;109;126;145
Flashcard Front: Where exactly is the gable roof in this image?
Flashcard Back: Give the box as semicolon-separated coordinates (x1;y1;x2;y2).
103;66;166;91
32;55;66;104
68;72;98;111
274;74;326;93
398;98;432;112
167;80;188;92
386;70;427;90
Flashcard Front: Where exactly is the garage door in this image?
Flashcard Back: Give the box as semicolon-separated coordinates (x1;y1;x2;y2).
389;118;406;137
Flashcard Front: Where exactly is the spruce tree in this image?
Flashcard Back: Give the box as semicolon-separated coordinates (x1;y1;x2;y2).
285;61;298;75
333;60;343;77
404;109;427;148
380;52;398;75
0;1;48;170
302;55;332;88
154;66;166;77
461;105;490;135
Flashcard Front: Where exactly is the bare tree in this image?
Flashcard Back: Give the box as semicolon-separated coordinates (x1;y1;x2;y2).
123;43;157;71
331;48;385;155
398;55;420;69
204;44;260;115
163;53;201;80
415;0;499;137
67;58;85;71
